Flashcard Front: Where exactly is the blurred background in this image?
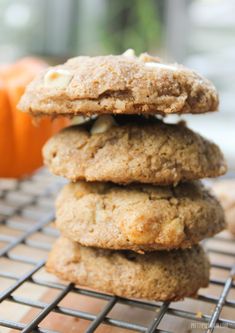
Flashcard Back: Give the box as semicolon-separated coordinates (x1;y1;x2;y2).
0;0;234;175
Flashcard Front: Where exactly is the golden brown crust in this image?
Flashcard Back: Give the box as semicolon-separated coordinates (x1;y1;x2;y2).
211;179;235;236
46;237;209;301
43;118;227;185
55;181;225;252
18;54;218;116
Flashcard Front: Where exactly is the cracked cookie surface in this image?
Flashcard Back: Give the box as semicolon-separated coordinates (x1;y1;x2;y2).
55;181;225;252
43;117;227;185
46;237;209;301
18;53;218;116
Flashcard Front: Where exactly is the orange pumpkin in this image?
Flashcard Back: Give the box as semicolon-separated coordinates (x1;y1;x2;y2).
0;57;68;178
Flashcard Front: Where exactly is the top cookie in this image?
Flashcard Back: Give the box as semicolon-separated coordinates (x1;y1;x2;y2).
18;51;218;116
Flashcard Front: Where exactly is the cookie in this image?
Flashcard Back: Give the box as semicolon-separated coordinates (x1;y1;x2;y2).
46;237;209;301
43;116;226;185
55;181;225;252
211;179;235;235
18;51;218;116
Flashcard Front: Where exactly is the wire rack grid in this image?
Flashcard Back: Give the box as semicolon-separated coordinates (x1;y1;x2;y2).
0;169;234;333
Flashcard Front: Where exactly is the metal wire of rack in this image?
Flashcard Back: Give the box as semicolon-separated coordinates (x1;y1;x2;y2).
0;169;234;333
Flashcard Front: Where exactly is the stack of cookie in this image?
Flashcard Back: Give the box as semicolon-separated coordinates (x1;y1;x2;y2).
19;51;227;301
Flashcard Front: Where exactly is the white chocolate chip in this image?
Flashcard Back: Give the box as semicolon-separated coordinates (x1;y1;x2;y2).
122;49;136;58
44;69;73;88
72;116;90;125
115;99;126;110
145;62;177;71
139;53;161;63
90;115;117;135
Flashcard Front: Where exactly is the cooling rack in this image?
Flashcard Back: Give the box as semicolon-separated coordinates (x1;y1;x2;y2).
0;169;234;333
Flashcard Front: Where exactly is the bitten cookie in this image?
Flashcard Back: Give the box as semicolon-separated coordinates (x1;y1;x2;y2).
211;179;235;236
43;116;226;185
46;237;209;301
18;51;218;116
55;181;225;252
